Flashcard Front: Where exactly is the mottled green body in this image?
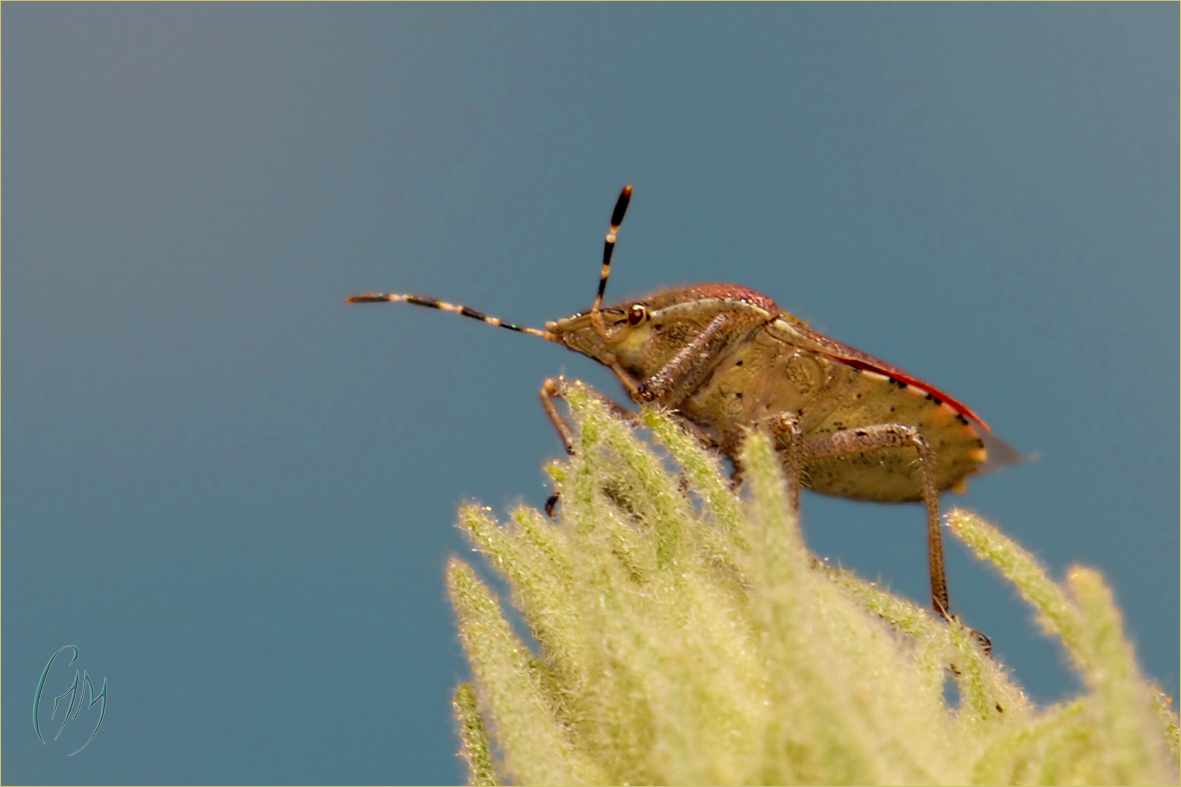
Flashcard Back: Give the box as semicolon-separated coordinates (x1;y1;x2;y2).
548;284;1013;503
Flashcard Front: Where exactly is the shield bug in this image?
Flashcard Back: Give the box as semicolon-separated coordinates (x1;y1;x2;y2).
348;185;1019;631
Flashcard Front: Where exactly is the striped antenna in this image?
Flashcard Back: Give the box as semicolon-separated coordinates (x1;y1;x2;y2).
590;185;633;337
345;293;553;340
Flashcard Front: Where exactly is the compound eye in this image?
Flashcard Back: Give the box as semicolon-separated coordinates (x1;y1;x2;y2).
627;303;647;325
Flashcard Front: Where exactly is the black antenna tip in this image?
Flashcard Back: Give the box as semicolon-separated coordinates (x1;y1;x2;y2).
610;185;633;227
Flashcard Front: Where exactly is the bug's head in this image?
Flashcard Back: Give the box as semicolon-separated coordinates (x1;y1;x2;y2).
547;285;780;385
544;302;647;370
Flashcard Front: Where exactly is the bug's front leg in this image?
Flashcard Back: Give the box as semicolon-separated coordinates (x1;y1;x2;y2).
800;424;951;621
540;377;637;456
540;377;639;517
540;378;579;457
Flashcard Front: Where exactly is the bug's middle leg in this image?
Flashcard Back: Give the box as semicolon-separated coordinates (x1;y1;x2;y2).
759;413;807;510
798;424;951;622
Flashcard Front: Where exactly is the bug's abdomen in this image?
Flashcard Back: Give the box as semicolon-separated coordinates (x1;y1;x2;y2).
802;367;988;502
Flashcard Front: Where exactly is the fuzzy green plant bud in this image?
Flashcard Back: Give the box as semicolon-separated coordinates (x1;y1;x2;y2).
447;382;1178;785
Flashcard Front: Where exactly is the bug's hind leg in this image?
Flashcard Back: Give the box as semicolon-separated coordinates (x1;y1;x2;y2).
798;424;953;621
794;424;992;651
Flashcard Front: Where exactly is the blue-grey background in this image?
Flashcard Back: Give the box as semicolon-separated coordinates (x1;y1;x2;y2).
5;4;1177;784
